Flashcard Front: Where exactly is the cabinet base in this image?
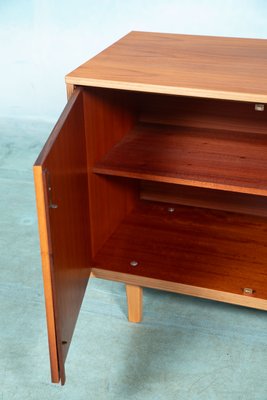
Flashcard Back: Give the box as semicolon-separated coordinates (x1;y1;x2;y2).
91;268;267;312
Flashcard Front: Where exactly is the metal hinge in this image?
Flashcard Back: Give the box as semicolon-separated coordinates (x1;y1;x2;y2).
44;169;58;209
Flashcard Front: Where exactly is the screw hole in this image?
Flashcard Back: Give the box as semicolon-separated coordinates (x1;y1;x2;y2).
130;260;139;267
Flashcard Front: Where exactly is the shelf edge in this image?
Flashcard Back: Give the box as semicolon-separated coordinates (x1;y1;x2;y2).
91;268;267;311
93;169;267;197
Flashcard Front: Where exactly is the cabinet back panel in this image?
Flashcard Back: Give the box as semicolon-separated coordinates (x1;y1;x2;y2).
141;181;267;217
138;93;267;134
84;87;267;253
83;88;138;256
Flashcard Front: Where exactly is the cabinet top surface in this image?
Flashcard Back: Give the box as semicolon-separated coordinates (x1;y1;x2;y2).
66;31;267;102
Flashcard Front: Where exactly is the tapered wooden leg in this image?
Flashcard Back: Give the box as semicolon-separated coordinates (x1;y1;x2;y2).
126;285;143;323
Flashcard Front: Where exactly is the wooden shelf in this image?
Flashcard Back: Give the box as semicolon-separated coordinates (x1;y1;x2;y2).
94;123;267;196
92;200;267;303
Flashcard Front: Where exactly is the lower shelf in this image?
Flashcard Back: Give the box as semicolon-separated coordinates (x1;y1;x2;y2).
92;200;267;308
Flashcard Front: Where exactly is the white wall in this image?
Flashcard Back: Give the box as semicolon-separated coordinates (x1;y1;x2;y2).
1;0;267;122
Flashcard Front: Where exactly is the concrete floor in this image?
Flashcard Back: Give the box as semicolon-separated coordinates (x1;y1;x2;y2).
1;117;267;400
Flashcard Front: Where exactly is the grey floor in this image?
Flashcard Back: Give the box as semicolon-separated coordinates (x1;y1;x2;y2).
1;118;267;400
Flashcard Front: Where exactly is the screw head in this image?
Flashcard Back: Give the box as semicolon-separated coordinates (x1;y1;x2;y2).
243;287;253;295
130;260;139;267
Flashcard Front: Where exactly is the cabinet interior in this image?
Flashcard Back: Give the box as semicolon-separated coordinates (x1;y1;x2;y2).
82;86;267;302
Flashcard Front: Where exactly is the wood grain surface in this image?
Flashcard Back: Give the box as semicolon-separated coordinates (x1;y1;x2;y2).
66;31;267;102
34;88;91;384
33;166;60;383
141;181;267;217
138;92;267;135
83;88;138;257
94;122;267;196
35;32;267;384
92;200;267;303
126;285;143;323
92;268;267;311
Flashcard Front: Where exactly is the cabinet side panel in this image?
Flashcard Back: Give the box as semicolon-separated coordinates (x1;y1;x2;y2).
83;88;138;256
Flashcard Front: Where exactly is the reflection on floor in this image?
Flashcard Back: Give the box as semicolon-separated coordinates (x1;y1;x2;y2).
1;118;267;400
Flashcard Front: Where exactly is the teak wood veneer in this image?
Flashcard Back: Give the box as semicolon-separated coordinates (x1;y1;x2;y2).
34;31;267;384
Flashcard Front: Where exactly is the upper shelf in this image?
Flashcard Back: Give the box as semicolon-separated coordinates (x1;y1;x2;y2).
93;122;267;196
66;31;267;102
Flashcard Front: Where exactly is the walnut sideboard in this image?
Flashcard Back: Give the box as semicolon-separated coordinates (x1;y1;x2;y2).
33;31;267;384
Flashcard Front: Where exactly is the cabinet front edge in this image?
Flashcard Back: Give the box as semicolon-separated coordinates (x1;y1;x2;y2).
65;76;267;103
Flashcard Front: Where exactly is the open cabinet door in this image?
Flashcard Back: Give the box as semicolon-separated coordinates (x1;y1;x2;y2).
33;88;91;384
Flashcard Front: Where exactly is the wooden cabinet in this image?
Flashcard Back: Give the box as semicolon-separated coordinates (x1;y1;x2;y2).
33;31;267;384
